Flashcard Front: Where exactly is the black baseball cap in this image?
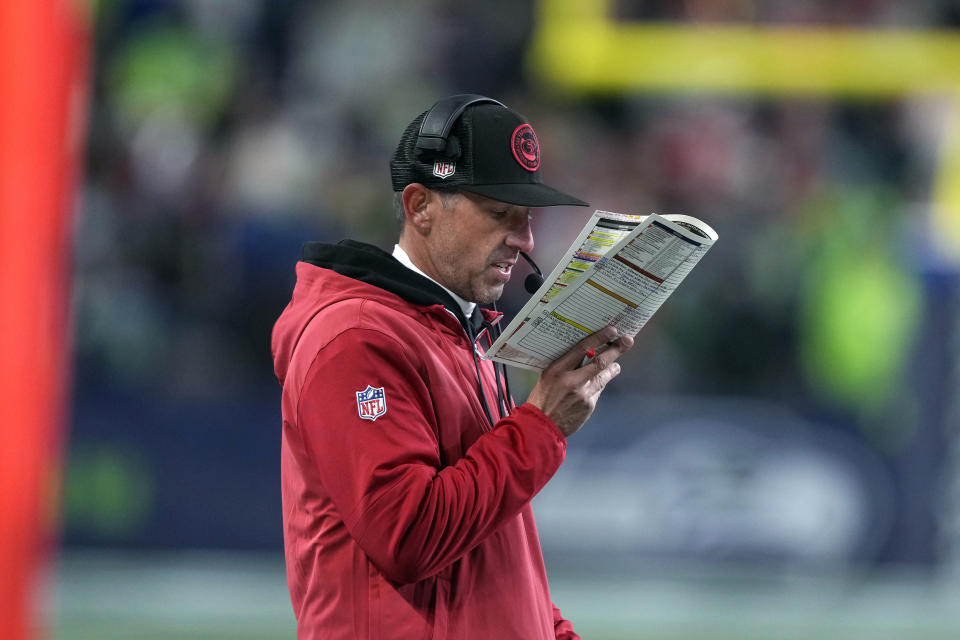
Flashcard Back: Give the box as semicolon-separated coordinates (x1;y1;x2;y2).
390;96;589;208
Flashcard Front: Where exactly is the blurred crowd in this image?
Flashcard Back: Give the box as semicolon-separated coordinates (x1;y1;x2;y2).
70;0;959;569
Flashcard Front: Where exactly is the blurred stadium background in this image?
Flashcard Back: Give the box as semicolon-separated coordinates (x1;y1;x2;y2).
6;0;960;638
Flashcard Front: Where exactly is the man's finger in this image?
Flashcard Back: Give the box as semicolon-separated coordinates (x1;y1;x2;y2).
587;361;622;395
550;326;619;372
563;333;632;386
585;333;634;372
600;334;634;363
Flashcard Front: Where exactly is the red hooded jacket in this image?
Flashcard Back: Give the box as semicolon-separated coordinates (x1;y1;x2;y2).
271;240;580;639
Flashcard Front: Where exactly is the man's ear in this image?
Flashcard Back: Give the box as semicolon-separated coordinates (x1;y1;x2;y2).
401;183;435;234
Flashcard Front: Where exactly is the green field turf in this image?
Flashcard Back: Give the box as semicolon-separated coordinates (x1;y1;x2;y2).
48;551;960;640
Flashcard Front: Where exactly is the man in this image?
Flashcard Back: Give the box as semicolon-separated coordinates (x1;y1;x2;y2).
271;95;633;639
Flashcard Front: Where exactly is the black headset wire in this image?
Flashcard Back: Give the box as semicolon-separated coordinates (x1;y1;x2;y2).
466;315;499;429
489;302;513;418
467;304;514;430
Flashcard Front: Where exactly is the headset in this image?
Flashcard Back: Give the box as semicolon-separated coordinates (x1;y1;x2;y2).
414;94;505;159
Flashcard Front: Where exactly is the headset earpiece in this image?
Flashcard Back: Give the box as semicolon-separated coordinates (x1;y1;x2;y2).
414;94;505;160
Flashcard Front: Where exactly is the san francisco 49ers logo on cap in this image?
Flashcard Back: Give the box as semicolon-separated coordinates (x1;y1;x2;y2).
511;124;540;172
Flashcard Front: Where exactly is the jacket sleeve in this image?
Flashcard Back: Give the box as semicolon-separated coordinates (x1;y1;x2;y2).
553;604;580;639
295;326;566;584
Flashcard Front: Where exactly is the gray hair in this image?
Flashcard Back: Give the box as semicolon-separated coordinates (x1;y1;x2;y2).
392;191;406;231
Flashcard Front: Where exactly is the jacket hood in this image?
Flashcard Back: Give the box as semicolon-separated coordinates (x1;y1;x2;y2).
272;239;486;385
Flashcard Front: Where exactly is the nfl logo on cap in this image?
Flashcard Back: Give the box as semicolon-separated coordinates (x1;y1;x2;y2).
356;385;387;421
432;161;455;179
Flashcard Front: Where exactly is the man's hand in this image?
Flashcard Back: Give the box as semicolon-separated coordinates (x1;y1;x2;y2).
526;326;634;438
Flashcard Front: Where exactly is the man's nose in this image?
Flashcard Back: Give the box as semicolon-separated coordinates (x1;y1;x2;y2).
505;215;534;254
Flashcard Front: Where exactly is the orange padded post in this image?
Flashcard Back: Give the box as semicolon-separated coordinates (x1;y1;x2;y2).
0;0;89;637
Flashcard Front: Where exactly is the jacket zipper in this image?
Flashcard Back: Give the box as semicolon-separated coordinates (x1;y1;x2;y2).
442;308;498;432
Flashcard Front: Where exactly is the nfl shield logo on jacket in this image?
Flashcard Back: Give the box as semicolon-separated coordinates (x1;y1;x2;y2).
356;384;387;421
